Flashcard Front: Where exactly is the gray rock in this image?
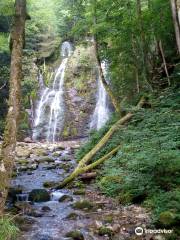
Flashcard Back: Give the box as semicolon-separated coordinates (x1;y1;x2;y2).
29;189;50;202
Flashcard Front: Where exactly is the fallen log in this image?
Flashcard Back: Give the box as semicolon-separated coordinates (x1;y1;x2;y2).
57;97;149;189
56;145;121;189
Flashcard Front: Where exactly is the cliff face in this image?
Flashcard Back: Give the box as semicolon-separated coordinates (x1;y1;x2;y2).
62;44;98;139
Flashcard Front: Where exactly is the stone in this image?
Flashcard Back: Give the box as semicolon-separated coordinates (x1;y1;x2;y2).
24;137;34;143
8;186;23;202
43;181;58;188
41;206;51;212
37;157;55;163
65;212;79;220
73;189;86;195
17;159;29;165
72;200;94;211
14;201;33;215
65;230;84;240
28;189;50;202
16;147;31;158
58;195;73;203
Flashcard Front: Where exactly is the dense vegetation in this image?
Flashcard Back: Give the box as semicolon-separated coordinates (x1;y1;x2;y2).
77;87;180;238
0;0;179;239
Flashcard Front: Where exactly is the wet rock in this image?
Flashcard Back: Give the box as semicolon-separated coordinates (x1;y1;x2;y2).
15;215;37;231
60;155;72;162
41;206;51;212
43;181;58;188
65;230;84;240
28;163;38;171
8;186;23;202
15;201;33;215
37;157;55;163
35;234;54;240
65;212;79;220
44;164;57;170
73;200;94;211
58;195;73;203
17;159;29;165
29;189;50;202
52;151;62;157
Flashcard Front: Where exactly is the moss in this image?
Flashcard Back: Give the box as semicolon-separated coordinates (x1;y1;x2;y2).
159;211;176;226
98;226;114;237
66;212;79;220
104;215;114;224
65;230;84;240
17;159;29;165
73;189;86;195
73;200;94;211
43;181;58;188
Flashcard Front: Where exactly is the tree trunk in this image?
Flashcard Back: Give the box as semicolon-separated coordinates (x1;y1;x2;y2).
56;145;121;189
170;0;180;54
0;0;27;215
136;0;153;91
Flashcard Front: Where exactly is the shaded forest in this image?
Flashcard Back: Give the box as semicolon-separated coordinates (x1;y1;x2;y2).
0;0;179;240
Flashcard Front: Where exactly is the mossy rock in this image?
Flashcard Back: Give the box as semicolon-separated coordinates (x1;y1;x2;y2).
37;157;54;163
17;159;29;165
43;181;58;188
73;200;94;211
28;189;50;202
65;230;84;240
58;194;73;202
66;212;79;220
104;215;114;224
73;189;86;195
98;226;114;237
159;211;176;226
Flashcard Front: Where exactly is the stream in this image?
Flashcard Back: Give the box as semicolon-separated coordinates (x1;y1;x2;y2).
8;140;151;240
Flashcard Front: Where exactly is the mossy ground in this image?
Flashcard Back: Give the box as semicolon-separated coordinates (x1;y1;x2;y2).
76;87;180;239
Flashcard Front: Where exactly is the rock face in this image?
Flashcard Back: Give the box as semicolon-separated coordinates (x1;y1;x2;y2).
62;43;98;139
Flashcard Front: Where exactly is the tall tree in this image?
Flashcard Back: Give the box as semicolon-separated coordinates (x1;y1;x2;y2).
170;0;180;54
0;0;28;215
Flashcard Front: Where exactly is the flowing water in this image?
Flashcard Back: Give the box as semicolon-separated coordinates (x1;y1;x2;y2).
90;61;110;130
33;42;73;142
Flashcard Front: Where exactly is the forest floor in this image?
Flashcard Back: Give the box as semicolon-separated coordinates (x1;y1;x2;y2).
5;140;156;240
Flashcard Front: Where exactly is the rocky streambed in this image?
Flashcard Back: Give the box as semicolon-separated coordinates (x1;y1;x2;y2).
6;140;153;240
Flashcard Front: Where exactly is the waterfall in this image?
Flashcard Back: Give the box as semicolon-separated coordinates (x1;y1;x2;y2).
33;41;72;142
90;61;110;130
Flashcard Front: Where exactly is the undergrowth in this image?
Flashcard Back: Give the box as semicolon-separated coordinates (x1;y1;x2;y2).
76;87;180;239
0;215;19;240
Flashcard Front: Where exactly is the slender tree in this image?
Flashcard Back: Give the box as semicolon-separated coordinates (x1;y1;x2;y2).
0;0;28;215
170;0;180;54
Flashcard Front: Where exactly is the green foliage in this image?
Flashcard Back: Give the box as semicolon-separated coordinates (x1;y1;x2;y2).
77;88;180;236
0;215;19;240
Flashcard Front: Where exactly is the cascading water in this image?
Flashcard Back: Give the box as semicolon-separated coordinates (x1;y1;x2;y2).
33;41;73;142
90;61;110;130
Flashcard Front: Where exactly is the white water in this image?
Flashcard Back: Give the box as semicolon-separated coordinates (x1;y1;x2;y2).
33;42;72;142
90;61;110;130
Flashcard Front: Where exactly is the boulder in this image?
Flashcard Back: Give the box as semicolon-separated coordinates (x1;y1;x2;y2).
28;189;50;202
65;230;84;240
8;186;24;202
16;147;31;158
58;195;73;203
24;137;34;143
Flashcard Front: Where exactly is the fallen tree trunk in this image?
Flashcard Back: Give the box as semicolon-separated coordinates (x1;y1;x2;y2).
77;113;133;168
57;97;148;189
56;145;121;189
